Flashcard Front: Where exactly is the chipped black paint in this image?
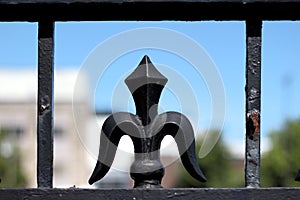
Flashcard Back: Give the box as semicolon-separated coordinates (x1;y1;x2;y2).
245;19;262;188
39;95;50;114
2;188;300;200
37;21;54;188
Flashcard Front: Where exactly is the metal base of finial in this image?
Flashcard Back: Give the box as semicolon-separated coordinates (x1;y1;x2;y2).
134;181;163;189
130;158;164;188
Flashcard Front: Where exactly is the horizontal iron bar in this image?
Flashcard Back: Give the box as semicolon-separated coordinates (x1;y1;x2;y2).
1;1;300;21
1;0;300;3
1;188;300;200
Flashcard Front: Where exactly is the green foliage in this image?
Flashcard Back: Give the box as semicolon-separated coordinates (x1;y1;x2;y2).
0;131;27;188
261;119;300;187
174;131;244;188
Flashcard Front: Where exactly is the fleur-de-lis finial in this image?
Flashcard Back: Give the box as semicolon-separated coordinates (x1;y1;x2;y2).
88;55;206;188
125;55;168;126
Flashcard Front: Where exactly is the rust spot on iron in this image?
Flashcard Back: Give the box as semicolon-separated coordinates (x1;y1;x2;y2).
247;110;260;139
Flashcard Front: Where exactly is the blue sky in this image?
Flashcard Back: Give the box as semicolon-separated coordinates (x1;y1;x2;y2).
0;21;300;153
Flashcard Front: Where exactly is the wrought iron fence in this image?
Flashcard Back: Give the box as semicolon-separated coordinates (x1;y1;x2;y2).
0;0;300;199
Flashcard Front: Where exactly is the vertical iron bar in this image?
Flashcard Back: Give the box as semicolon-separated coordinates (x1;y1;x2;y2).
245;19;262;188
37;20;54;188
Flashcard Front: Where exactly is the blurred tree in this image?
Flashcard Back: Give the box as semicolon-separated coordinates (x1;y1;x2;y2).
174;130;244;187
0;131;27;187
261;119;300;187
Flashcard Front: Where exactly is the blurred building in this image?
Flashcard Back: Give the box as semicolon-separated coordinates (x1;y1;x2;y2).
0;69;182;188
0;69;91;187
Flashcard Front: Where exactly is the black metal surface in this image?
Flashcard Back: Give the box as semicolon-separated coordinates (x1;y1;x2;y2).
0;0;297;195
245;19;262;188
1;1;300;21
89;55;206;188
295;170;300;181
2;188;300;200
2;0;300;3
37;20;54;188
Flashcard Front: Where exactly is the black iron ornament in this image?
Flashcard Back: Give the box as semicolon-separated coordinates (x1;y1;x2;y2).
88;55;206;188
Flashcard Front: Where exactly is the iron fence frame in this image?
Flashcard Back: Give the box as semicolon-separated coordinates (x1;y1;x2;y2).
0;0;300;199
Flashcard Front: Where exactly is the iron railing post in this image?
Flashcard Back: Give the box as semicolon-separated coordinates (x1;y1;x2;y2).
245;19;262;188
37;20;54;188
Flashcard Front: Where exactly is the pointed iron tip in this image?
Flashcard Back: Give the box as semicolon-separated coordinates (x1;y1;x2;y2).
141;55;150;64
88;170;98;185
200;173;207;182
88;161;110;185
137;55;152;69
88;178;94;185
125;55;167;87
